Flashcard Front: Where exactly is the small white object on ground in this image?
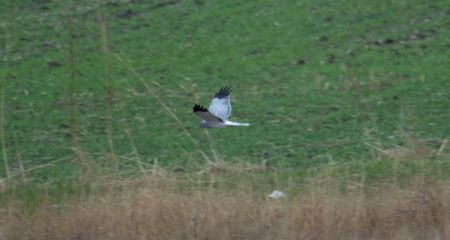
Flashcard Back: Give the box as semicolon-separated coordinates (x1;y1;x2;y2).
269;190;286;199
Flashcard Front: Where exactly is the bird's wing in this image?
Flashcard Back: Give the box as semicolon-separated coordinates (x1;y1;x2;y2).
193;104;223;123
208;86;232;121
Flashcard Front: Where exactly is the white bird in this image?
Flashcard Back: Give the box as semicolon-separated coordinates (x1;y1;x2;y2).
193;86;250;128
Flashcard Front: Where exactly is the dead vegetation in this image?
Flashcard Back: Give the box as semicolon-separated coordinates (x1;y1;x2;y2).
2;176;450;240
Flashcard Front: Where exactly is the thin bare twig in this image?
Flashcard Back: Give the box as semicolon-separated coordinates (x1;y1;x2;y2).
12;132;26;184
0;22;10;179
4;156;72;183
436;139;448;157
122;120;145;176
189;83;221;163
97;12;118;174
66;14;78;145
363;142;388;154
112;53;210;163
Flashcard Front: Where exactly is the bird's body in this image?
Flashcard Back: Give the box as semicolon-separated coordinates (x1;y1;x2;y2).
193;87;250;128
199;119;250;128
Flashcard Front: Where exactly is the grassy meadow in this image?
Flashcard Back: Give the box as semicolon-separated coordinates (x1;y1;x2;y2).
0;0;449;239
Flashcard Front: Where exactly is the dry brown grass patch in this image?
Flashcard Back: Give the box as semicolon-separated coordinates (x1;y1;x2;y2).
2;176;450;240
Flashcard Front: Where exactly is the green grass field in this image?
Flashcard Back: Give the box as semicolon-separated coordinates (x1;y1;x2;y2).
1;1;450;238
0;0;449;206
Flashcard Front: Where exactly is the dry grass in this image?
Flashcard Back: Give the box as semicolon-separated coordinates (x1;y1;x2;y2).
2;175;450;240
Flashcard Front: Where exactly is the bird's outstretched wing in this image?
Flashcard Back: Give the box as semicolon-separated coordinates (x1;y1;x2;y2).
193;104;223;123
208;86;232;121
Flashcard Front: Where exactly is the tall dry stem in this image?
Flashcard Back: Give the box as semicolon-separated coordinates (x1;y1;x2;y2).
113;53;211;163
122;120;145;176
0;22;10;179
65;11;93;173
346;68;381;159
189;84;221;163
97;12;118;174
12;133;26;184
66;15;77;145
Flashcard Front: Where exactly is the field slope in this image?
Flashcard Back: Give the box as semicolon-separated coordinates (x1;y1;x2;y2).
0;1;450;239
0;0;449;207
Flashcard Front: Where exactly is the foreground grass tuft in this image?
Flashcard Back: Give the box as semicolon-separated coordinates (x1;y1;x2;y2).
2;174;450;240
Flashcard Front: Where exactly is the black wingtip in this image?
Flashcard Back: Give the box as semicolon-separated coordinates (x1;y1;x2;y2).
193;104;208;113
214;86;231;99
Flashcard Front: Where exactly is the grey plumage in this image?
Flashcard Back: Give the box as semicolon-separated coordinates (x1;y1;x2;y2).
193;87;250;128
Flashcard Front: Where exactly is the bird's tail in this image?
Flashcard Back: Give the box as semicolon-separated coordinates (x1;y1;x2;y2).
224;120;250;127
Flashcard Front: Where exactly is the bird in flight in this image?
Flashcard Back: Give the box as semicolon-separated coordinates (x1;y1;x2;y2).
193;86;250;128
